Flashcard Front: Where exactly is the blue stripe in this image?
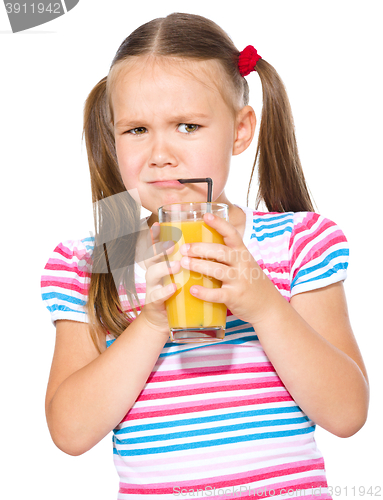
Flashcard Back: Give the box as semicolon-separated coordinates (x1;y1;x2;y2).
160;343;218;356
112;425;315;456
291;248;349;288
225;327;256;337
42;292;86;306
115;416;310;445
80;237;94;252
46;304;87;315
226;318;251;329
252;225;292;242
160;334;259;357
292;262;348;289
253;213;293;225
106;333;258;352
104;319;256;350
225;323;254;338
220;335;259;344
254;222;291;234
291;247;349;287
115;405;302;435
254;218;293;233
250;214;293;242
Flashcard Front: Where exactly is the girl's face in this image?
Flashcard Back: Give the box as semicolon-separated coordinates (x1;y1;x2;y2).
110;57;245;221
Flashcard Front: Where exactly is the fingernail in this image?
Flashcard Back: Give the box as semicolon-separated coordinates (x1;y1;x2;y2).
205;213;214;221
170;260;177;267
181;244;190;253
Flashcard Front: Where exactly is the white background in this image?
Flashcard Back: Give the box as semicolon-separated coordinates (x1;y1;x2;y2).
1;1;382;498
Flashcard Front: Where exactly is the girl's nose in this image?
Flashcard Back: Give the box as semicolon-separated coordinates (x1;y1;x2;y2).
149;134;177;168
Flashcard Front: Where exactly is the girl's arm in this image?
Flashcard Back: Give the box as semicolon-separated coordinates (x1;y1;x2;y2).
45;227;178;456
178;213;368;438
252;280;369;437
45;315;170;456
176;213;367;436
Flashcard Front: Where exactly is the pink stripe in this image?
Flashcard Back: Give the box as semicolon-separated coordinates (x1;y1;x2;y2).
121;391;293;422
44;261;89;278
41;277;89;295
151;359;272;374
42;275;84;286
271;280;290;292
231;256;290;291
56;241;91;258
115;441;319;479
289;213;320;250
291;217;335;271
118;280;146;296
266;262;290;273
54;243;75;259
114;435;314;471
118;459;325;494
294;233;346;279
45;257;79;267
290;214;322;257
147;362;275;383
137;376;283;400
292;230;330;269
119;481;330;499
254;258;290;275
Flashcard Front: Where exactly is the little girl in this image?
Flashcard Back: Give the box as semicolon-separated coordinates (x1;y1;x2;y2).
41;13;369;499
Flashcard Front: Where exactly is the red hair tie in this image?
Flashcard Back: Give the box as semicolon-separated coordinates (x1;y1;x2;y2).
238;45;262;77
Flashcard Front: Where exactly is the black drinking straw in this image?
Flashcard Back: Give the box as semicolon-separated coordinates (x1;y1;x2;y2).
158;177;214;290
177;177;213;212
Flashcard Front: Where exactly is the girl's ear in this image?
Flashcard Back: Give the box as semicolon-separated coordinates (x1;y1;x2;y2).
232;106;256;156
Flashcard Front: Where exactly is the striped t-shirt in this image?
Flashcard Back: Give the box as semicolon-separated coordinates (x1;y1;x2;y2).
41;205;349;499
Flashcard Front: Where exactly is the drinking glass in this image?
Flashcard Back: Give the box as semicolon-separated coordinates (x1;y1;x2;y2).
158;202;228;343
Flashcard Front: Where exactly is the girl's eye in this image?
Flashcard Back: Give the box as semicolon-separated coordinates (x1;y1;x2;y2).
127;127;147;135
178;123;199;134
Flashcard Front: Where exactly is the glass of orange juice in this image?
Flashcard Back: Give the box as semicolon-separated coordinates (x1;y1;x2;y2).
158;202;228;343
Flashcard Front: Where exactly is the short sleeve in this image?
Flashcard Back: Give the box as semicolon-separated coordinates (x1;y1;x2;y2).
41;238;94;325
289;212;349;297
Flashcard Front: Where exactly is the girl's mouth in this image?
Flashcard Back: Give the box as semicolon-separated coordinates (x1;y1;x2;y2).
150;180;184;188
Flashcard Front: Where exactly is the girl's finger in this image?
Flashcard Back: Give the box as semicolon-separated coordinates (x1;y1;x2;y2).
147;282;177;306
203;213;243;249
142;240;175;264
144;260;180;307
149;222;161;245
180;256;226;281
180;242;230;264
146;258;180;287
189;284;224;304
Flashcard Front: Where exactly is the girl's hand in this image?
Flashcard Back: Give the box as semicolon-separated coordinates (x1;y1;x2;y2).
179;213;278;327
139;222;180;335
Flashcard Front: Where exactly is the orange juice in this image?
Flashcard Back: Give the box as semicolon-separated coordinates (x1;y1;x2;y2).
160;220;227;336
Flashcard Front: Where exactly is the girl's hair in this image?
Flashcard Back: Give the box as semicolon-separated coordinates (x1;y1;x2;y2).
83;12;315;351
